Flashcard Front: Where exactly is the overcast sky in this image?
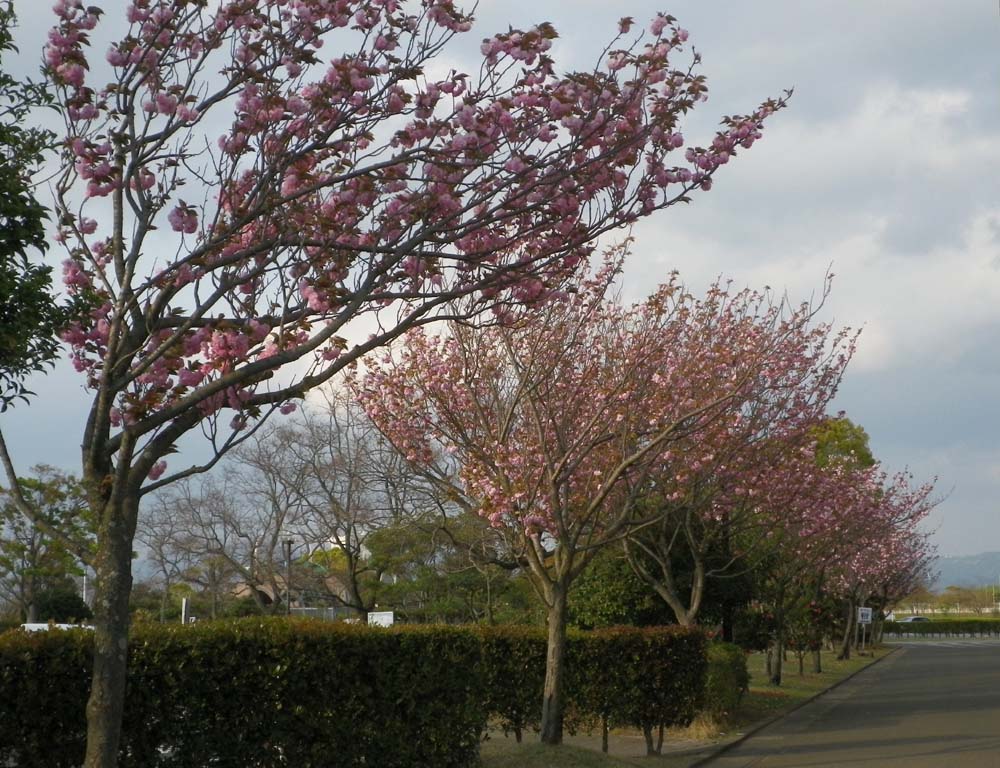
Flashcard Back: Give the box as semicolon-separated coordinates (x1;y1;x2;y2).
2;1;998;556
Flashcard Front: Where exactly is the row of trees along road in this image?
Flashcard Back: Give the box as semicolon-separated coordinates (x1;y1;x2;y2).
354;254;936;734
0;1;934;766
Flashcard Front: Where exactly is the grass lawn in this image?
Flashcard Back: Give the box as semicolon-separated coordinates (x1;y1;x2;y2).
480;646;892;768
726;646;891;730
480;740;694;768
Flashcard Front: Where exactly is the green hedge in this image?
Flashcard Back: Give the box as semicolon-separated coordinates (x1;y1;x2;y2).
0;620;484;768
577;626;706;734
702;642;750;720
0;627;92;766
476;625;547;741
0;620;708;767
476;625;706;744
884;620;1000;638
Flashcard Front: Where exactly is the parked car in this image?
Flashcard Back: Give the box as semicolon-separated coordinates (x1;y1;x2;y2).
897;616;931;623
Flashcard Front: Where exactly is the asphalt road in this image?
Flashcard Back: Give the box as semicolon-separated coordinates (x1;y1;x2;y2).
704;640;1000;768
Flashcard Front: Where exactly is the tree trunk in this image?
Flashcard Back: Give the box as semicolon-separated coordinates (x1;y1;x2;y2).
810;571;825;673
485;573;495;626
721;601;734;643
720;515;734;643
208;567;218;620
159;581;169;624
645;556;700;626
838;599;854;660
639;722;664;756
539;584;569;745
24;572;38;623
642;725;655;756
770;634;784;686
601;715;608;754
770;598;784;686
84;498;137;768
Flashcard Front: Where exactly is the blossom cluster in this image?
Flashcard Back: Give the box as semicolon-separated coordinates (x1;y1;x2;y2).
355;257;853;544
45;1;784;486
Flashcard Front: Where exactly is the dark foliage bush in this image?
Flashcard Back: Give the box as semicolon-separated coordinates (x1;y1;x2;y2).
0;620;709;766
475;624;707;751
0;620;484;768
702;642;750;719
475;625;547;741
884;619;1000;638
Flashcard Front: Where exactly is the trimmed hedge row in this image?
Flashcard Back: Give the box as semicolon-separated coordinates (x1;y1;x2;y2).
0;621;484;768
884;619;1000;637
702;643;750;720
0;620;709;768
477;625;707;742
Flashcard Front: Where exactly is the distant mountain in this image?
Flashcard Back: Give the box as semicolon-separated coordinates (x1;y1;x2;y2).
932;552;1000;590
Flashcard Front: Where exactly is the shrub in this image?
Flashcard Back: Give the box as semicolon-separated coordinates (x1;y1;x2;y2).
883;619;1000;638
600;626;706;753
568;626;706;755
34;584;93;623
0;627;92;768
732;607;774;651
702;642;750;720
0;619;485;768
475;625;547;741
0;620;709;766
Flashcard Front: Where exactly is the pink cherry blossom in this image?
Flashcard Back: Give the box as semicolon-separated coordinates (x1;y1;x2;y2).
168;204;198;234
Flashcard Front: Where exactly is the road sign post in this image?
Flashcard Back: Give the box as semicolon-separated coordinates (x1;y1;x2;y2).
857;606;873;653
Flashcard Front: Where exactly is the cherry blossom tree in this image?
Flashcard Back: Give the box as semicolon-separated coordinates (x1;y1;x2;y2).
825;469;936;659
621;281;856;628
0;2;788;763
355;256;825;743
746;454;936;684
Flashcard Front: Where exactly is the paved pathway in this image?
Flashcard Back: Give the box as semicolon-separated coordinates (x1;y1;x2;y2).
703;641;1000;767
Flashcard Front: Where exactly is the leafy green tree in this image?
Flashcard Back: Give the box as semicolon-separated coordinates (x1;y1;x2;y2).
0;465;93;621
0;1;67;411
33;576;92;622
570;548;672;629
365;511;535;625
810;415;877;664
812;416;876;469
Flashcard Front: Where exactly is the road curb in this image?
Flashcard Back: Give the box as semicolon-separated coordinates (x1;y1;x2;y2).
685;646;902;767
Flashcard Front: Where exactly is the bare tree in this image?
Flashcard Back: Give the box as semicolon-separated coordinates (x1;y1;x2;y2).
136;500;194;622
153;452;309;615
